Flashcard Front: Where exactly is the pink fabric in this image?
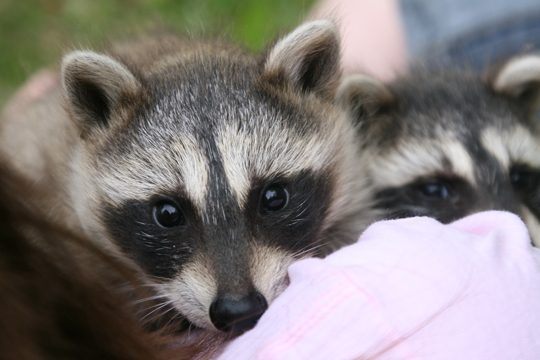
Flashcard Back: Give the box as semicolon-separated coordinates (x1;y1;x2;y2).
218;211;540;359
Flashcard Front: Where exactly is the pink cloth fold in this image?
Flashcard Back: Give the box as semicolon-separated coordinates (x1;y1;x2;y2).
218;211;540;359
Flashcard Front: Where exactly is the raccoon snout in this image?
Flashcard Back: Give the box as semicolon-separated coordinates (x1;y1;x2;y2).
209;292;268;335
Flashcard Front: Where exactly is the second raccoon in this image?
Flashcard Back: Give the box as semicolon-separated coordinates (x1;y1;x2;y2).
337;55;540;244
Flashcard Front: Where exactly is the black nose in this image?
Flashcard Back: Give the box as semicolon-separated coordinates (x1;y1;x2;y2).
209;292;268;334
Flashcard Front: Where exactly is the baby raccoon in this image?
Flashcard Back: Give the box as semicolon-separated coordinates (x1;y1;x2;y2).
0;20;370;335
337;55;540;244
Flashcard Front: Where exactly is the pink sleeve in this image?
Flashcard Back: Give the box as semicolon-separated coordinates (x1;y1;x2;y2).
217;211;540;360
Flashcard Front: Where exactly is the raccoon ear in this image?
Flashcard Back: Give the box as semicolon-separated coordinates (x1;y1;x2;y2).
61;50;141;135
491;54;540;113
263;19;341;98
336;73;394;123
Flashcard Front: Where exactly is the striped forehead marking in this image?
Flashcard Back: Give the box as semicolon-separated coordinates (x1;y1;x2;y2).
481;126;540;169
99;135;209;212
370;137;476;188
217;123;339;206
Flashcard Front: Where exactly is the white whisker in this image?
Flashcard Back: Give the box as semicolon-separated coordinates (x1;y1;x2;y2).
140;300;174;321
131;293;171;305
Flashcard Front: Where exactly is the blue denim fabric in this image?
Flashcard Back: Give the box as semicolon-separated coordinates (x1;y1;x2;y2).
400;0;540;70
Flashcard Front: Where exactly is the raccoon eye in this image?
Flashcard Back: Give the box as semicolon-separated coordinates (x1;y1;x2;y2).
153;202;185;228
261;185;288;212
510;169;536;192
417;182;451;200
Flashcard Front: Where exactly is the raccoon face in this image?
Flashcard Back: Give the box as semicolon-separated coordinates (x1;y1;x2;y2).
338;55;540;244
61;20;363;334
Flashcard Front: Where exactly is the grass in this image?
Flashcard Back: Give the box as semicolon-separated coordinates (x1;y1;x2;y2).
0;0;317;107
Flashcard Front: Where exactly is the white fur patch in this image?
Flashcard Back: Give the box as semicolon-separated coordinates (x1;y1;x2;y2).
171;138;209;210
522;207;540;246
481;126;540;169
493;55;540;97
480;128;511;169
504;126;540;167
98;131;209;212
249;244;294;304
165;259;218;330
445;140;476;184
370;137;476;188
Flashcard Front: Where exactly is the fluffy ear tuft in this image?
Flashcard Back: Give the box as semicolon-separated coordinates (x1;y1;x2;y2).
491;54;540;113
336;73;394;123
263;19;341;98
61;51;141;136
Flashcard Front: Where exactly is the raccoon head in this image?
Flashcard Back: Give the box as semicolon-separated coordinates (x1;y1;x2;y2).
337;55;540;244
60;20;365;335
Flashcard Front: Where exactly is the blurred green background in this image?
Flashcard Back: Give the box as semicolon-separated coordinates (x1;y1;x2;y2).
0;0;317;107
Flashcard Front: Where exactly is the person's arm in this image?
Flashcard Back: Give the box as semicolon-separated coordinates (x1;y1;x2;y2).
217;211;540;359
310;0;407;80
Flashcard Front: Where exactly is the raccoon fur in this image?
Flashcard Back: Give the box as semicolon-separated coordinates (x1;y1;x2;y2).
337;54;540;244
0;20;370;335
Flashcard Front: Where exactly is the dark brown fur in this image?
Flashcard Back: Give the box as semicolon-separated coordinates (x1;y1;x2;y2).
0;161;224;359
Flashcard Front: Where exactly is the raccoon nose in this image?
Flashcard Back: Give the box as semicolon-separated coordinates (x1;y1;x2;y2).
209;292;268;334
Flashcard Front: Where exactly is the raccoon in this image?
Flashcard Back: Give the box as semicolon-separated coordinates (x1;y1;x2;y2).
337;54;540;244
0;20;370;335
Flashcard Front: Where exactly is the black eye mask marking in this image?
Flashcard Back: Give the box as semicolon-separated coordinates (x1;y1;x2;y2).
510;164;540;220
102;196;198;280
101;169;336;279
416;182;452;200
247;170;334;255
510;164;540;194
374;176;474;223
